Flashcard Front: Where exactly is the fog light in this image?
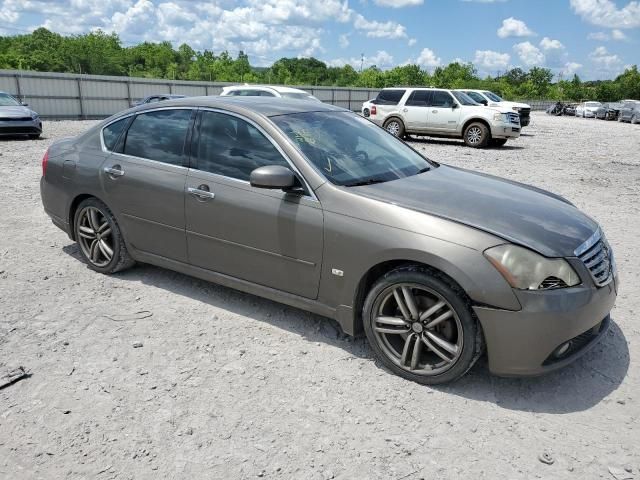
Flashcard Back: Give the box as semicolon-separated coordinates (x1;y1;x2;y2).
553;342;571;358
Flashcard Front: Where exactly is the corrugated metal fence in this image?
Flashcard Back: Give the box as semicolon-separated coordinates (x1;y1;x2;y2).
0;69;556;119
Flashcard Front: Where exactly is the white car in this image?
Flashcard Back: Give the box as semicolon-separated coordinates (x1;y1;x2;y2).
455;89;531;127
362;87;520;148
220;85;321;102
575;101;602;118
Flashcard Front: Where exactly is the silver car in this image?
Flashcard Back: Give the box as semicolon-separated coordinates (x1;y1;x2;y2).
0;91;43;139
40;97;618;384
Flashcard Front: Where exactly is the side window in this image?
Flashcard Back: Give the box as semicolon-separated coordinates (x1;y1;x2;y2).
405;91;430;107
466;91;485;104
375;89;406;105
195;111;290;182
102;118;128;151
123;109;192;165
259;91;276;97
430;91;455;108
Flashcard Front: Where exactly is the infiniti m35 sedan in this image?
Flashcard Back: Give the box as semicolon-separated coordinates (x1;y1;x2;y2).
40;97;618;384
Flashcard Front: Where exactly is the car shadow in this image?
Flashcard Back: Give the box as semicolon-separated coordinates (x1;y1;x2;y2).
406;137;525;150
62;244;629;413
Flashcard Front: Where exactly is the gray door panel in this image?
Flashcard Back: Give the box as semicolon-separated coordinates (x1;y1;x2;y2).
101;154;188;262
185;170;323;299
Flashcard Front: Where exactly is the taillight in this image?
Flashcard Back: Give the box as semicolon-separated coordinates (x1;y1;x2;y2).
42;149;49;177
371;105;377;115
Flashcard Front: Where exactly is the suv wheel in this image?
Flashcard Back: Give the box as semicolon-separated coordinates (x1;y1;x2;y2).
363;268;482;385
384;118;405;137
463;122;490;148
74;198;135;274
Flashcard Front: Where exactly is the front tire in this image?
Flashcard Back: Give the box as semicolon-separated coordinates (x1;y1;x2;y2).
363;267;482;385
463;122;490;148
73;198;135;274
383;118;405;137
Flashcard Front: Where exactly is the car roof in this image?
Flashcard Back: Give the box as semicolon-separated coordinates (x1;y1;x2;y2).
222;85;311;94
132;95;345;117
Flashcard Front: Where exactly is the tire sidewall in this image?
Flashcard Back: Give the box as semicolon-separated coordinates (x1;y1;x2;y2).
464;122;489;148
384;118;405;137
362;269;480;385
74;198;123;274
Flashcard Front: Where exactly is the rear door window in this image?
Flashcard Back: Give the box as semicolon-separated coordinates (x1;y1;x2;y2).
405;90;431;107
123;109;192;166
102;118;128;151
375;89;406;105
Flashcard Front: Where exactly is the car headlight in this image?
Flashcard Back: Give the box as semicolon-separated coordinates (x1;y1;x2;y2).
31;112;39;119
512;106;520;112
484;244;580;290
493;112;509;122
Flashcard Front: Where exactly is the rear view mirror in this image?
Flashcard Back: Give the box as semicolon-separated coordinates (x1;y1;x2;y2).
250;165;297;190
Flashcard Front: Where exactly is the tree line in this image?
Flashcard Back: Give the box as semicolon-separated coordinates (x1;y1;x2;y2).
1;28;638;102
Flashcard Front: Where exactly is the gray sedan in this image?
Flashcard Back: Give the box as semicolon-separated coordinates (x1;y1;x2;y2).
40;97;618;384
0;91;43;138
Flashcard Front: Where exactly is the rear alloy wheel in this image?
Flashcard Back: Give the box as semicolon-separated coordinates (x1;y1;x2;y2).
74;198;134;274
463;122;490;148
384;118;405;137
363;268;482;384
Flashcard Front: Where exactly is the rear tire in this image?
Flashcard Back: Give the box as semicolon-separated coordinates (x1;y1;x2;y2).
362;267;482;385
73;198;135;274
491;138;508;147
463;122;490;148
383;118;405;138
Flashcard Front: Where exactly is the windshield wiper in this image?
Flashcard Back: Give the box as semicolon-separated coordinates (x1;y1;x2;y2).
343;177;388;187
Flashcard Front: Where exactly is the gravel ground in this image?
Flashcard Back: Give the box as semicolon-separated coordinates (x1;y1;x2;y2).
1;113;639;480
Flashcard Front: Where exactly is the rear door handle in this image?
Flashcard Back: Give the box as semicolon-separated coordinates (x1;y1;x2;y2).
103;165;124;177
188;186;215;200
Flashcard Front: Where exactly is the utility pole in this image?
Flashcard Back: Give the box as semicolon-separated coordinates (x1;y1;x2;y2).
360;53;364;73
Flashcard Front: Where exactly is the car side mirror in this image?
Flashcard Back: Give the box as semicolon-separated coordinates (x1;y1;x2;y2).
451;102;459;109
481;100;488;106
21;102;29;106
250;165;298;191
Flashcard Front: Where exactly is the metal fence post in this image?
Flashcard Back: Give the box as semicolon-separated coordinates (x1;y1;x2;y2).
126;80;132;107
77;76;85;120
348;89;351;111
14;73;22;100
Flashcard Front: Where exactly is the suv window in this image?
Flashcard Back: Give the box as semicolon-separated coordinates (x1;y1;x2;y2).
375;89;406;105
465;91;486;104
123;109;192;165
429;91;455;108
405;90;431;107
194;111;289;182
103;118;128;151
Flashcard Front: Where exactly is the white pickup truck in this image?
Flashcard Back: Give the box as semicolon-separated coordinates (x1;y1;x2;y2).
455;89;531;127
362;87;520;148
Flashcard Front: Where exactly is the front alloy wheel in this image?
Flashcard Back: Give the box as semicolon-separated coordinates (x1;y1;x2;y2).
363;268;482;384
463;122;489;148
384;118;405;137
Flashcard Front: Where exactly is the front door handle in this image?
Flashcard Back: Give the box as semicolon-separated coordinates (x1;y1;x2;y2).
188;186;215;200
432;110;438;114
403;108;408;112
104;165;125;177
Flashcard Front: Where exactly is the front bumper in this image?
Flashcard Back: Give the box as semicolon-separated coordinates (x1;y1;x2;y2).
474;273;617;376
0;118;43;136
491;123;521;139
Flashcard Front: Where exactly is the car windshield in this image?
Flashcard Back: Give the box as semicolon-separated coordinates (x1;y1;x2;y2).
281;92;321;102
483;91;503;102
272;111;433;186
451;91;479;106
586;102;601;107
0;93;20;106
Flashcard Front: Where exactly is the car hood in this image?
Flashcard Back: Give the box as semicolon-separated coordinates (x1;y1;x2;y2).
0;105;35;118
492;100;531;110
350;165;598;257
463;105;512;115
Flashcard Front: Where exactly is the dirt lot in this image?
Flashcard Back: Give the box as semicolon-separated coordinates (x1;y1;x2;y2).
1;113;639;480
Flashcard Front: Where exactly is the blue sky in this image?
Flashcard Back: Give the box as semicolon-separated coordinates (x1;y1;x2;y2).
0;0;638;80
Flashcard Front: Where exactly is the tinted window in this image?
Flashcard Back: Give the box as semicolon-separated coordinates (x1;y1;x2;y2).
465;91;486;103
123;109;192;165
195;111;289;181
375;89;406;105
103;118;127;151
429;91;455;108
405;90;430;106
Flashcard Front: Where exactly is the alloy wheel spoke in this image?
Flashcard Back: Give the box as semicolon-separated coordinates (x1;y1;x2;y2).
375;316;409;327
97;221;110;234
400;334;415;366
401;286;419;320
421;335;454;363
78;226;96;239
419;300;445;322
88;209;101;232
424;331;458;356
425;310;453;330
393;288;412;320
410;335;422;370
89;239;100;263
98;239;113;260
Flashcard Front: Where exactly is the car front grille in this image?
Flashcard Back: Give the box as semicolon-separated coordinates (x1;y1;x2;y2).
507;112;520;124
520;108;531;116
575;230;613;287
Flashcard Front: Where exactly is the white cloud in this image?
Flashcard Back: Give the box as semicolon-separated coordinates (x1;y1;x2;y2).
589;45;623;68
570;0;640;29
513;41;545;66
327;50;394;69
588;31;610;40
561;62;583;76
415;48;442;68
408;38;417;46
539;37;564;50
373;0;423;6
588;29;629;41
497;17;535;38
474;50;510;69
611;29;628;40
338;34;350;48
353;13;407;38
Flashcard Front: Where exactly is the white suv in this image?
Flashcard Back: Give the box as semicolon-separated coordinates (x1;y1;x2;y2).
220;85;321;102
455;89;531;127
363;88;520;148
